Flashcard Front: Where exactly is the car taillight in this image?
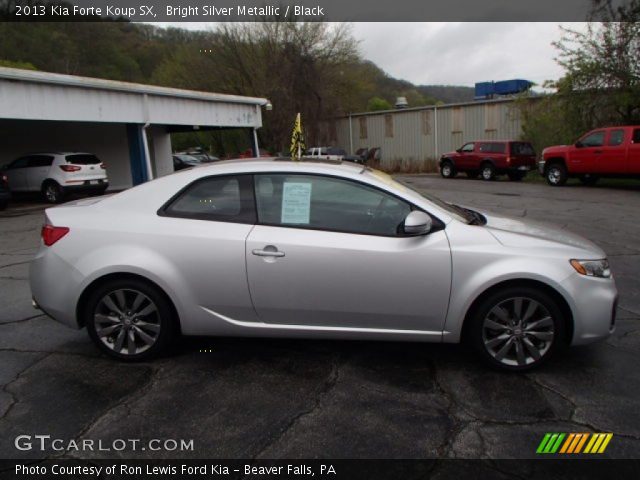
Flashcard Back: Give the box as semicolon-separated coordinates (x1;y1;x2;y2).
60;165;81;172
1;174;7;182
42;225;69;246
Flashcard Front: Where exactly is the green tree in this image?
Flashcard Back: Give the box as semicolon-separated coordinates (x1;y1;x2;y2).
367;96;392;111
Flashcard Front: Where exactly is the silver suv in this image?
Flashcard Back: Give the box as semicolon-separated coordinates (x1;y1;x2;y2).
2;152;108;203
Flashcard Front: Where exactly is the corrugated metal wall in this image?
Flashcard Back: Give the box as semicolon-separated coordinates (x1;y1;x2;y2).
330;99;525;169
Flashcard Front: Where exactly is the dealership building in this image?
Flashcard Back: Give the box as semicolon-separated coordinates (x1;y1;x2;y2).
327;97;534;169
0;67;268;190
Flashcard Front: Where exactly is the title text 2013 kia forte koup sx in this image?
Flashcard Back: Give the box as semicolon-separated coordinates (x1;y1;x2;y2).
29;159;617;371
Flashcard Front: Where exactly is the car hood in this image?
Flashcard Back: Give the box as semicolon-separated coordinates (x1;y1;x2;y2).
542;145;570;155
481;211;604;256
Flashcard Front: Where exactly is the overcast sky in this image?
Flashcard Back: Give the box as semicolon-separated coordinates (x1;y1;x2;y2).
164;22;587;88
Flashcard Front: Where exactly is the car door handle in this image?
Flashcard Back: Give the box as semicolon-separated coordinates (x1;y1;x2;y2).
252;247;285;258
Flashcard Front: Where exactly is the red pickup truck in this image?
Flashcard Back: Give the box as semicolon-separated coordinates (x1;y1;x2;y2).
540;126;640;186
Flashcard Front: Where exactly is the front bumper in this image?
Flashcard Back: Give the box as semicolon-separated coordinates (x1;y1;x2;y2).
560;273;618;345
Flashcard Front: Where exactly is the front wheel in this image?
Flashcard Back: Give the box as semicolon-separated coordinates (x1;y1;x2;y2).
85;278;177;361
545;163;568;186
466;286;566;371
440;161;456;178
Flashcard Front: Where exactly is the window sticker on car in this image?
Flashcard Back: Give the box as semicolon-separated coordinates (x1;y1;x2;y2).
281;182;312;224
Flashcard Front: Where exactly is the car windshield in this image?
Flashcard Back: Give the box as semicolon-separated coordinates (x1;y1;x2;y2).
367;169;478;224
66;154;100;165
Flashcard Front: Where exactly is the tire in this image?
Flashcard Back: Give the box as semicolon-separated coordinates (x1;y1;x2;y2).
579;175;599;186
466;286;567;371
466;171;480;179
545;163;568;186
440;160;456;178
84;278;177;361
480;163;496;181
42;181;64;204
0;200;7;211
507;172;525;182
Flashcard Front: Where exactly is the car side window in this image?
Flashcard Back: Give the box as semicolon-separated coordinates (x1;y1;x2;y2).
27;155;54;168
9;157;29;169
608;129;625;146
490;143;506;153
254;174;412;236
581;131;605;147
461;143;475;153
161;175;256;224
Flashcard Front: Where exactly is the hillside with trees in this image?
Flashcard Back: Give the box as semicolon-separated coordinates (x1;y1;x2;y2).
0;20;470;153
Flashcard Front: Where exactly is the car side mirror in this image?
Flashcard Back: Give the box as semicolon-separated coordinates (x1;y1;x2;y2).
456;148;462;153
403;211;432;236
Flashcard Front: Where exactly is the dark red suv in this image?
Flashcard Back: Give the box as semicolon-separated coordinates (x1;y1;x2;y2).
439;140;537;181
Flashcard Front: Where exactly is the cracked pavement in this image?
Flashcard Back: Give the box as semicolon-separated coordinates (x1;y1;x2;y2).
0;177;639;460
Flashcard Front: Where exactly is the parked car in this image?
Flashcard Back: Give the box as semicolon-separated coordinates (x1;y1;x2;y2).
30;158;616;371
540;126;640;186
2;153;108;203
440;141;537;181
173;154;204;171
236;148;270;159
0;172;10;210
175;151;220;163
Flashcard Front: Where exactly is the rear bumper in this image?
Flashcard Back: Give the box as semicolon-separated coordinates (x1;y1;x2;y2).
29;247;83;329
63;180;108;192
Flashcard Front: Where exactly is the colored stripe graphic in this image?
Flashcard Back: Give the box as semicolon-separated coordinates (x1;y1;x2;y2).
538;433;613;454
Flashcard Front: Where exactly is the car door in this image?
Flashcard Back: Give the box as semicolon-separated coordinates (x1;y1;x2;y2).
246;173;452;333
156;174;260;330
569;130;605;174
456;142;476;170
3;157;29;191
26;155;54;190
598;128;627;174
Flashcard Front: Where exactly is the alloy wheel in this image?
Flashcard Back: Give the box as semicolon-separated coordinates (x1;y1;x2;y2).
93;289;161;355
481;297;554;367
45;184;59;203
482;166;494;180
547;167;561;185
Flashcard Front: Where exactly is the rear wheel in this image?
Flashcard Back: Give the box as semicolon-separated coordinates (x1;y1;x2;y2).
440;160;456;178
467;286;566;371
85;278;177;361
579;175;599;186
545;163;568;186
481;163;496;181
42;181;64;204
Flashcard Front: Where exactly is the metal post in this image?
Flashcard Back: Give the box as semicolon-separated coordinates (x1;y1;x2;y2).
141;123;153;181
348;114;353;155
434;106;439;159
251;128;260;157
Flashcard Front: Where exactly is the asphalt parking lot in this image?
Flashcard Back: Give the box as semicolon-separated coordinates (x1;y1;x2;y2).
0;176;639;461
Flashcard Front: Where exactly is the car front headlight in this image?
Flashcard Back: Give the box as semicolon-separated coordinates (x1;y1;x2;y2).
570;259;611;278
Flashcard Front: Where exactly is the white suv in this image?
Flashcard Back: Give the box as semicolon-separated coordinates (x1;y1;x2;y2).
2;152;108;203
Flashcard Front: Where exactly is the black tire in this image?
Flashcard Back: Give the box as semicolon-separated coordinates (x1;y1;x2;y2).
579;175;599;186
480;163;496;181
0;200;7;211
84;278;177;361
440;160;456;178
466;171;480;179
507;172;525;182
42;181;64;204
545;163;568;186
466;286;567;371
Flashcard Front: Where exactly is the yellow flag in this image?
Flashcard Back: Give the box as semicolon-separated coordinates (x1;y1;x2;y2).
290;113;305;161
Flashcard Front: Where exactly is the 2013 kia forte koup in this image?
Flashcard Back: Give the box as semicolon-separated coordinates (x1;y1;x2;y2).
29;159;617;371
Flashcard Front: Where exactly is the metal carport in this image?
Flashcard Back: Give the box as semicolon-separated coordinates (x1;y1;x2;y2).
0;67;268;190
